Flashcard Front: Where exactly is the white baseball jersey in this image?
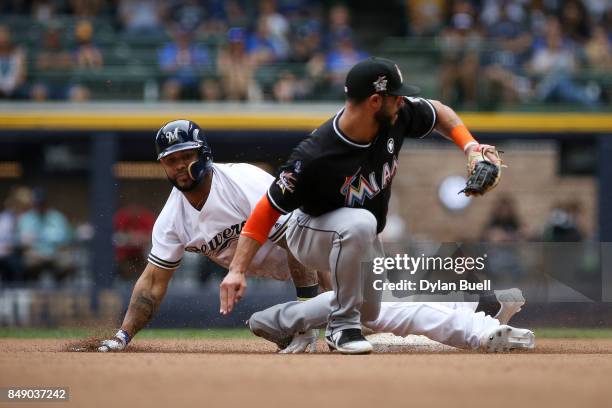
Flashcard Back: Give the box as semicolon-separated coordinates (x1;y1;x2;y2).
148;163;291;280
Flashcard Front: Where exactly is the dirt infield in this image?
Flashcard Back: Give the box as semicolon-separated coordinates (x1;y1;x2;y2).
2;338;612;408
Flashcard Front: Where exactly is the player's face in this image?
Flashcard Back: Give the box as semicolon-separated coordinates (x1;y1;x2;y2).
159;149;200;191
375;95;403;130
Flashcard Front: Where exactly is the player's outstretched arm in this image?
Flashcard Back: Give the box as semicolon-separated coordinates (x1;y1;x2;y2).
428;99;500;164
220;235;261;314
220;194;282;314
98;263;175;352
121;263;174;336
427;99;503;196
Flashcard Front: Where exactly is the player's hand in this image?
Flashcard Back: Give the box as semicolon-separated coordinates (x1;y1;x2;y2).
465;143;502;171
98;330;130;352
220;270;247;315
461;144;504;196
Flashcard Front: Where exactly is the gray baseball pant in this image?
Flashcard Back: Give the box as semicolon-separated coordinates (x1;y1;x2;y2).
250;207;384;337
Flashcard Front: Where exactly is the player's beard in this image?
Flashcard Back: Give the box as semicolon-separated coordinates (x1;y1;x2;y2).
168;170;201;192
374;107;394;134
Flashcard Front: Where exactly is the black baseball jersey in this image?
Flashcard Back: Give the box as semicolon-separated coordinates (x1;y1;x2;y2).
267;97;437;233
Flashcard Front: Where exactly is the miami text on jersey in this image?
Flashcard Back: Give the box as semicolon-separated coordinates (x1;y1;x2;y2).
185;221;246;256
340;158;398;207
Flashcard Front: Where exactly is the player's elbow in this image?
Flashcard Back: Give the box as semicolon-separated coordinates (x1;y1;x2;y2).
138;263;172;293
429;99;463;135
428;99;453;117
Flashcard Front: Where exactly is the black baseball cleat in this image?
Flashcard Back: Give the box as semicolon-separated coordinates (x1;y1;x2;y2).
325;328;373;354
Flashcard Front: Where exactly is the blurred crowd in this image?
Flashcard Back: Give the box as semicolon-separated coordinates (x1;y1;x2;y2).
0;0;608;107
0;185;160;286
0;186;74;284
0;0;367;102
409;0;612;108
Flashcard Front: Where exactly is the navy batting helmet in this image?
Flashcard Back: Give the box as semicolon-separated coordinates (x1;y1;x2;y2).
155;119;213;182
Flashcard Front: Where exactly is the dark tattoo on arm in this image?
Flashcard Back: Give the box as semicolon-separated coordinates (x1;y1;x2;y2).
125;293;159;335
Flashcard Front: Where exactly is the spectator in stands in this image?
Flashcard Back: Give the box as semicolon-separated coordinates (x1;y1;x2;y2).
287;22;326;98
18;188;74;282
481;194;527;283
540;200;586;291
169;0;207;33
217;27;257;101
405;0;444;36
527;16;599;106
247;17;281;66
68;84;91;101
70;0;106;18
585;25;612;71
0;187;32;283
481;195;523;242
290;21;323;64
113;203;155;281
158;27;210;101
584;23;611;102
118;0;165;35
258;0;290;60
603;8;612;37
325;28;367;97
438;0;482;107
0;25;27;99
480;0;528;30
32;0;60;24
480;1;533;106
200;77;224;101
542;201;584;242
30;23;74;101
559;0;591;45
74;20;103;69
201;0;248;38
326;3;352;49
524;0;550;35
272;70;306;102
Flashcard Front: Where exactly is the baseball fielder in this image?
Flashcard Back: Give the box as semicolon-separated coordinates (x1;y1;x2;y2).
220;57;533;354
90;119;532;353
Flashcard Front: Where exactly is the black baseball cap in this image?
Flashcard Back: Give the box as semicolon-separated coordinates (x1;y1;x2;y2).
344;57;420;99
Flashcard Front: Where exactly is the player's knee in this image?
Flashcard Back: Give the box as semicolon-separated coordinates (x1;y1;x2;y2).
248;311;266;332
342;209;377;241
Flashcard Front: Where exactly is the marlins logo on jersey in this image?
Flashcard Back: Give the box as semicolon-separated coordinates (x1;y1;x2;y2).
276;170;297;195
340;158;399;207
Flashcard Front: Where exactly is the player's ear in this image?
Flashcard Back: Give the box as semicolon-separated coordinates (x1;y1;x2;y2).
368;94;383;110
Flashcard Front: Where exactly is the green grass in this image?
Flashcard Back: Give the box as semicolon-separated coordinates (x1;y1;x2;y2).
532;328;612;339
1;327;612;340
0;328;253;339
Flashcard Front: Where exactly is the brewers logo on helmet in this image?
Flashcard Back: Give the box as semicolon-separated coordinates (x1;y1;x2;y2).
155;119;213;182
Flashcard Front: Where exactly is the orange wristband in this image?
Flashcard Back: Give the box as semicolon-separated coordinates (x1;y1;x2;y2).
450;124;477;151
241;195;281;245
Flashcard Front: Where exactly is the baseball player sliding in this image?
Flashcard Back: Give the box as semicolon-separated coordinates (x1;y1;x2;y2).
221;57;534;354
88;120;323;352
84;117;532;354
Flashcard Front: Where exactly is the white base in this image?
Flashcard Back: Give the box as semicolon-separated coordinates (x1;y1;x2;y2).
367;333;457;353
